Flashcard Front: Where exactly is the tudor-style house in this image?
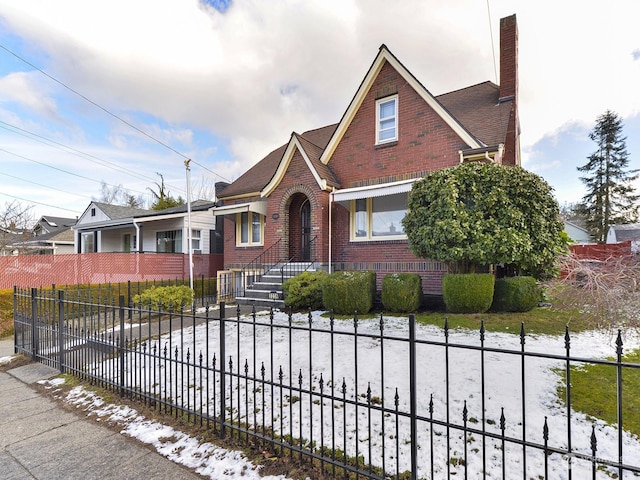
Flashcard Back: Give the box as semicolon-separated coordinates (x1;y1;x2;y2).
216;15;520;305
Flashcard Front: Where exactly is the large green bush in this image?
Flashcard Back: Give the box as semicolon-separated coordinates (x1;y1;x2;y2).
283;271;328;311
381;273;423;313
132;285;194;310
322;271;376;315
442;273;495;313
490;276;539;312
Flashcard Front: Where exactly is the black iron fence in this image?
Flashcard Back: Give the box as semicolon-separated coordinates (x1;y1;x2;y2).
12;286;640;479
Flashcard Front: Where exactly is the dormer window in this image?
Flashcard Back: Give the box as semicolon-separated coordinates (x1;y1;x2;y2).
376;95;398;144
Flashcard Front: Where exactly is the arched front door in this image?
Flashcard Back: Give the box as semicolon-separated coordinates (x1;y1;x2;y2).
300;200;311;261
288;194;312;262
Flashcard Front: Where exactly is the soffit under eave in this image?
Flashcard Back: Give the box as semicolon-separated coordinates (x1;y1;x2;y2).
319;46;483;165
261;135;331;198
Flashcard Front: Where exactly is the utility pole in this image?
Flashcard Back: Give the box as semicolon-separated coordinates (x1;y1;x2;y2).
185;159;194;290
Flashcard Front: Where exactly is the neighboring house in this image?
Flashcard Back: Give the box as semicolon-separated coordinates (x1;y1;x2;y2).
216;15;520;296
73;200;221;255
0;216;76;255
606;223;640;253
564;221;593;245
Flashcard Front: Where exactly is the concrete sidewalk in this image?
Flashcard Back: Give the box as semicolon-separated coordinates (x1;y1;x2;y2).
0;337;204;480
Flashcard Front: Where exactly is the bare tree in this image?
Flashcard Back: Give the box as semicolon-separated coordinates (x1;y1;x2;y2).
546;252;640;331
96;181;145;208
0;200;35;255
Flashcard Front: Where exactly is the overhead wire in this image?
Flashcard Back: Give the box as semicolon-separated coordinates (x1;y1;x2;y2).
0;120;164;190
0;43;232;183
0;191;82;215
485;0;499;85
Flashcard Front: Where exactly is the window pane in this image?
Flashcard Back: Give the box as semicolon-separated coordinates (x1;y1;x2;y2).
379;125;396;141
372;193;407;237
156;230;182;253
240;212;248;243
354;198;368;238
380;100;395;119
251;213;261;243
378;98;397;142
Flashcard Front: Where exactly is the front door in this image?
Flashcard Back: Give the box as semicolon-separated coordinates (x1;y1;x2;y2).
300;200;311;261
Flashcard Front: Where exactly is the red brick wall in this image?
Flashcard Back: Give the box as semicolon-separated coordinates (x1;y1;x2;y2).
328;61;466;186
0;253;219;289
330;203;446;293
222;149;331;269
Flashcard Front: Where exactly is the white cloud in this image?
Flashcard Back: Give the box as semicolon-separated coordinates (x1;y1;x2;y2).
0;0;639;216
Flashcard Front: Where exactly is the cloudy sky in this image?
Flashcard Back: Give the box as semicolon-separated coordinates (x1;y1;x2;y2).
0;0;639;221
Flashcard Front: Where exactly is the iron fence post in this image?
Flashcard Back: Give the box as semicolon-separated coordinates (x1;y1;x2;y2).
31;287;37;361
119;295;126;397
58;289;65;373
12;286;17;354
409;313;417;480
219;303;226;438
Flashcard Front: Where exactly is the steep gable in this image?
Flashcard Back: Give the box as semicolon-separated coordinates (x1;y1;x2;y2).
320;45;482;165
218;125;338;200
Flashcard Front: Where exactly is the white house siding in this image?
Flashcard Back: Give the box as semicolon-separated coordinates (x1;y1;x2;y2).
75;205;111;226
99;228;137;252
186;211;213;254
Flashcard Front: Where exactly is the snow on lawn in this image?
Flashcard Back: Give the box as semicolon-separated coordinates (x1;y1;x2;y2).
86;309;640;479
37;378;294;480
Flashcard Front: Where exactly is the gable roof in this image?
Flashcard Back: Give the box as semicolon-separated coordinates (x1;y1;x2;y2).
436;81;513;148
219;125;338;199
609;223;640;242
219;46;513;201
320;45;482;164
91;202;151;220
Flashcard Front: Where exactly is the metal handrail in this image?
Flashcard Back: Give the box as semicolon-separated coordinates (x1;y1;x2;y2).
280;235;317;285
240;238;283;296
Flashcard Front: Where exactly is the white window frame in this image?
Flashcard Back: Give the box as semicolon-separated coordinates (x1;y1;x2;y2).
191;229;201;253
236;212;264;246
376;95;398;145
350;193;408;241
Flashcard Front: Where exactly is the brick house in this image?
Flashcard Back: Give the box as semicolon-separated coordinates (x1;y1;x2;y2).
216;14;520;302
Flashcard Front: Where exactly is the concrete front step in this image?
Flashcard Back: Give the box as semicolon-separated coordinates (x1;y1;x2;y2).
235;296;285;310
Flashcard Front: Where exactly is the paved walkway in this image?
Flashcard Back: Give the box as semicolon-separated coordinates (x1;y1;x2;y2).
0;337;205;480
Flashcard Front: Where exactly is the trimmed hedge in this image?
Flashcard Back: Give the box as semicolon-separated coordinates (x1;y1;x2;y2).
490;276;539;312
442;273;495;313
322;271;376;315
132;285;194;310
283;271;328;311
381;273;423;313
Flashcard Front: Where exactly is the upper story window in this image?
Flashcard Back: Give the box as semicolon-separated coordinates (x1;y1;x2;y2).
351;192;407;241
237;212;264;246
376;95;398;144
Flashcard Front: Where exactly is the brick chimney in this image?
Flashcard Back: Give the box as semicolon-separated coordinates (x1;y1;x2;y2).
499;14;518;101
499;14;519;165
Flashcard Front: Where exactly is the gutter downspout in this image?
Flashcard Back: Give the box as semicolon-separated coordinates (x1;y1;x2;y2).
133;220;140;252
329;188;334;274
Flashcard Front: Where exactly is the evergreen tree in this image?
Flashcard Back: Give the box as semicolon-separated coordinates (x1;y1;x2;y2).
577;110;638;243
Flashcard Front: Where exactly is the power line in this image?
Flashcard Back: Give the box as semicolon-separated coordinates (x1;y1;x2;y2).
0;120;165;189
0;43;231;183
0;171;94;201
486;0;499;85
0;191;81;215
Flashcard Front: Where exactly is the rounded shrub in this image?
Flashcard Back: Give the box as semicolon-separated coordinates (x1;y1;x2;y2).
381;273;423;313
490;276;539;312
132;285;194;310
322;271;376;315
442;273;495;313
283;270;328;311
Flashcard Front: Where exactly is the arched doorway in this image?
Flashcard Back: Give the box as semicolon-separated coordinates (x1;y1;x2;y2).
288;194;312;261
